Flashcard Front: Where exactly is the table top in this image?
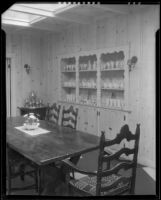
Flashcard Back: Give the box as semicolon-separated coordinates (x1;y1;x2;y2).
7;116;100;166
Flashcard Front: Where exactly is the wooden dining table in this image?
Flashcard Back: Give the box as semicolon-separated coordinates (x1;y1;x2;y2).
7;116;100;194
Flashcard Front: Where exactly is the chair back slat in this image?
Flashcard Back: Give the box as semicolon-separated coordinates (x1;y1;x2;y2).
46;103;61;124
102;148;135;162
100;176;131;193
104;125;138;147
101;161;135;177
61;105;78;129
62;124;140;196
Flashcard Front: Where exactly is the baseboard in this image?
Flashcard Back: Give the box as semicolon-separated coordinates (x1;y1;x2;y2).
142;167;156;181
138;156;155;169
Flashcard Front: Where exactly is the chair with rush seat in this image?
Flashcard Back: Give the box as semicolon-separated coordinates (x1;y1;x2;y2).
62;124;140;196
6;145;38;194
61;105;79;177
46;103;61;124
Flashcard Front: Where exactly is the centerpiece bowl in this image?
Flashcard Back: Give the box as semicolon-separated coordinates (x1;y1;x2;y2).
23;113;40;130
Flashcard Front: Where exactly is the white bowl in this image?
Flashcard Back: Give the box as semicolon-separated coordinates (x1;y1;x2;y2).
23;123;40;130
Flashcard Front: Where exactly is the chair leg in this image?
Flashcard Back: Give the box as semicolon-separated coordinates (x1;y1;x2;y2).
7;167;12;195
19;163;25;181
69;155;81;179
37;167;42;195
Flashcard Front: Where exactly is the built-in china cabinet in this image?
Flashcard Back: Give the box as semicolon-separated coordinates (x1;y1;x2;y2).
58;45;131;138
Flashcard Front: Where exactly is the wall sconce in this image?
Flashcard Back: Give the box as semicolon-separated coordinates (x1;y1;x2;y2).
127;56;138;72
24;64;31;74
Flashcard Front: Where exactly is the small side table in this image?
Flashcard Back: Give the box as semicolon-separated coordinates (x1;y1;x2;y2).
18;106;48;120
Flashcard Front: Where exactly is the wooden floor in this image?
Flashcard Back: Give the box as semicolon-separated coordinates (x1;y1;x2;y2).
6;150;156;196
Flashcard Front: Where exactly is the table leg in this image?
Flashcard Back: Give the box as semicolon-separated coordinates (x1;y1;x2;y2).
37;167;42;195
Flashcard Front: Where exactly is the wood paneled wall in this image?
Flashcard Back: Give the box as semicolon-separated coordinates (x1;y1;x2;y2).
6;32;44;116
41;6;159;168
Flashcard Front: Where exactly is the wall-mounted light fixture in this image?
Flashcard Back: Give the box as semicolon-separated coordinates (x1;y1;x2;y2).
127;56;138;72
24;64;31;74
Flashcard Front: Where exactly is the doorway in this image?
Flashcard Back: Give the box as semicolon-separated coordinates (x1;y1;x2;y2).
6;57;12;117
6;55;17;117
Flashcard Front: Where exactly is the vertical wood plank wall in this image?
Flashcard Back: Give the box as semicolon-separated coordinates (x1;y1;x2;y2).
41;6;159;167
6;32;44;116
5;6;159;167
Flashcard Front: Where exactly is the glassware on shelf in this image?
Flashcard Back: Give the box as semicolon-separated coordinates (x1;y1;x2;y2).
116;99;121;108
66;94;76;102
93;61;97;70
120;99;125;108
120;80;124;89
118;51;125;68
106;98;109;107
108;79;112;89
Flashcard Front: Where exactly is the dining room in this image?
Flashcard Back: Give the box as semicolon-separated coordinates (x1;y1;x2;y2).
1;2;159;198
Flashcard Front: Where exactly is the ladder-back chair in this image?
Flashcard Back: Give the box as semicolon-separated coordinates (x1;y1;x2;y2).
61;105;79;177
61;105;78;129
46;103;61;124
62;124;140;196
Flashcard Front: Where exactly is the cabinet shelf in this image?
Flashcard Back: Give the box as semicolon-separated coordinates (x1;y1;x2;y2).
101;87;124;91
101;68;124;72
79;86;97;89
62;70;76;73
79;103;97;106
62;86;76;88
79;70;97;72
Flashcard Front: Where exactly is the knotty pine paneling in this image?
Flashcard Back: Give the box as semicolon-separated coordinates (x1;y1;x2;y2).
49;6;159;168
6;33;43;116
40;33;60;104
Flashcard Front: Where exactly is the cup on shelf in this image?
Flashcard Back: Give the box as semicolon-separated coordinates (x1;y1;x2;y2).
120;100;124;108
115;60;119;68
120;81;124;89
120;60;124;68
106;98;109;107
111;99;115;107
93;61;97;70
108;99;111;107
108;81;112;89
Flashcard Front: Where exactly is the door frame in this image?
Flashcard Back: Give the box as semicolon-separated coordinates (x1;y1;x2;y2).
6;53;17;117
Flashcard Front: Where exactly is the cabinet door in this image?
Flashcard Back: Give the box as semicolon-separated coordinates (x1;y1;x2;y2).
86;107;98;136
99;109;128;152
77;106;98;136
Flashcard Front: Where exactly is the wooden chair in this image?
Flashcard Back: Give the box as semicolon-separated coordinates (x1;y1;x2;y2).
46;103;61;124
62;124;140;196
6;145;38;194
61;105;78;129
61;105;79;177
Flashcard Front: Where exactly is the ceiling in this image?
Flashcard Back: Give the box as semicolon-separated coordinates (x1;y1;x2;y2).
2;3;150;34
